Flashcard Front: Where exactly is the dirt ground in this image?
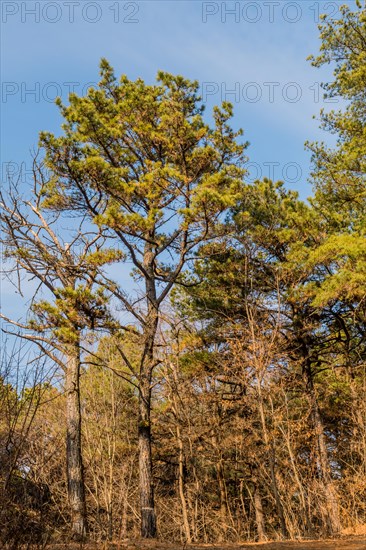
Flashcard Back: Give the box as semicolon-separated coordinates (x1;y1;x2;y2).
39;536;366;550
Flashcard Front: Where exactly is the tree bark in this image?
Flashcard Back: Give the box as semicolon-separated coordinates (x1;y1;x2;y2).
294;314;341;535
65;344;87;539
170;361;192;543
256;380;287;537
138;242;159;538
212;434;230;539
268;447;287;538
253;482;266;541
310;388;341;534
177;424;192;544
280;416;312;535
138;368;156;538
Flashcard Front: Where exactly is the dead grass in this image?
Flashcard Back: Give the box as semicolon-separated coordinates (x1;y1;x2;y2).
341;525;366;536
29;534;366;550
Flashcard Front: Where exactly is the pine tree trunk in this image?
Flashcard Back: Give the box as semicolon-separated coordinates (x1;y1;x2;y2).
177;424;191;544
213;442;229;540
217;457;228;525
256;381;287;537
310;390;341;534
138;369;156;538
253;483;266;541
138;242;159;538
282;421;312;535
268;448;287;538
65;345;87;539
171;362;192;543
294;312;341;536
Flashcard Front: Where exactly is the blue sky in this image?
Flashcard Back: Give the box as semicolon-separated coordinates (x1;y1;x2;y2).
0;0;350;325
1;0;349;198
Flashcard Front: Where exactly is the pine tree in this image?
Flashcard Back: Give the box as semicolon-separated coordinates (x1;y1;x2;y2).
37;62;248;537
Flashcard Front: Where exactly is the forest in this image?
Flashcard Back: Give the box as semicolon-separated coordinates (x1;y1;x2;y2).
0;3;365;548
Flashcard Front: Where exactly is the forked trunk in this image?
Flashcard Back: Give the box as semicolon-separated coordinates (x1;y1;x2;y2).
65;345;87;539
